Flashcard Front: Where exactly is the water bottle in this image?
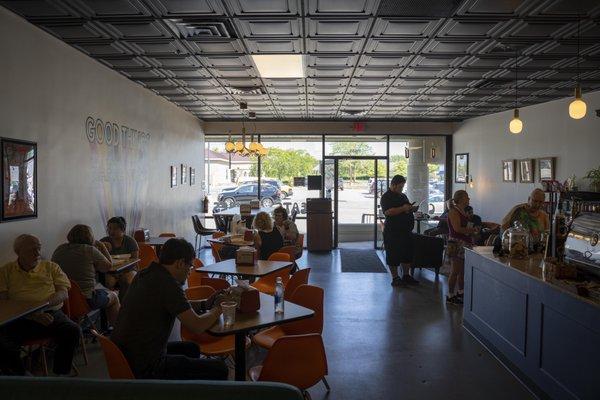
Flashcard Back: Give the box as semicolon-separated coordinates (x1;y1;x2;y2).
274;277;285;314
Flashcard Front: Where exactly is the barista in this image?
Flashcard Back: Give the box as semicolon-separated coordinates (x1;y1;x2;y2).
501;188;550;242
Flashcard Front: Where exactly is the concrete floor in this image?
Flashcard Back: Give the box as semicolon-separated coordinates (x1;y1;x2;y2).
76;247;535;400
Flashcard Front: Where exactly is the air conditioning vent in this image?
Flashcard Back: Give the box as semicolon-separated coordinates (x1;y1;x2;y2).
166;19;236;39
228;86;266;95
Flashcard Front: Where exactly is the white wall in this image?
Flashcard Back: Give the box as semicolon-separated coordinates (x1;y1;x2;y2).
452;90;600;222
0;7;204;264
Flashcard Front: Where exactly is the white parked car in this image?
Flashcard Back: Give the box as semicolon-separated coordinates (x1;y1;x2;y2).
428;194;446;215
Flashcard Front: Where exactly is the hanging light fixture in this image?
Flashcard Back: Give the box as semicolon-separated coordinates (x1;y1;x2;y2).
468;175;475;189
405;146;410;158
509;49;523;134
430;145;436;159
569;14;587;119
257;135;268;156
225;130;235;153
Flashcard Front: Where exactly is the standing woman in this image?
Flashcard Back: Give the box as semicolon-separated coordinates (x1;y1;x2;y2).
381;175;419;287
253;211;284;260
100;217;138;292
446;190;478;304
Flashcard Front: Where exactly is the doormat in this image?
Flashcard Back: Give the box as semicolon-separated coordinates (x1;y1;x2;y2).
340;249;387;273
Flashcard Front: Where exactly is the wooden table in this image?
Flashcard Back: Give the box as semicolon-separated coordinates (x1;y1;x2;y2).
198;259;293;278
108;258;140;274
209;293;314;381
207;236;254;248
213;206;274;218
0;299;49;327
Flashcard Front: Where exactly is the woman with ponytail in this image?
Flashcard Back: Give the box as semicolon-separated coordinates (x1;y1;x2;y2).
446;190;478;305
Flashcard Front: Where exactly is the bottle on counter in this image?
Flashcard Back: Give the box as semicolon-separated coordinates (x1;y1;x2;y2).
274;277;285;314
202;195;209;213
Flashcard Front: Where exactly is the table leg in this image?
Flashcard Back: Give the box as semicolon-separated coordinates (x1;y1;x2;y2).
417;221;421;234
234;332;246;381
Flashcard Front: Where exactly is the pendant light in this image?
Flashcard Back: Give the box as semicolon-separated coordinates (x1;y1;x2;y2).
509;50;523;135
404;147;410;158
225;130;235;153
569;14;587;119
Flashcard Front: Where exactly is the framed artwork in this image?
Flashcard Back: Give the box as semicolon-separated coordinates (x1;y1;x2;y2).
502;160;516;182
170;165;178;188
519;159;535;183
190;167;195;186
537;157;555;182
454;153;469;183
181;163;187;185
1;138;37;221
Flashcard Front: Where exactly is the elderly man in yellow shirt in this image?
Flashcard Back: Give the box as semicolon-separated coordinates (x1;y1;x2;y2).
0;234;80;376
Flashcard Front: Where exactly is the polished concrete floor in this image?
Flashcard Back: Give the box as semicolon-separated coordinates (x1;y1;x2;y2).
76;246;535;400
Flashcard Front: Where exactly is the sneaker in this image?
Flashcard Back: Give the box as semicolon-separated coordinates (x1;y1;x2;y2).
402;275;420;285
391;277;404;287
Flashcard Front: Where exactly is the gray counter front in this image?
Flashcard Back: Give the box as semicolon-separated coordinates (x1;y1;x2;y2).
464;247;600;400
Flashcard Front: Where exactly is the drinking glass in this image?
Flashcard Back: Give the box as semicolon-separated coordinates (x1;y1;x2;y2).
221;301;237;327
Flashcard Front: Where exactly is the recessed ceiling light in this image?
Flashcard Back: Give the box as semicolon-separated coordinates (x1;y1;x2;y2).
251;54;305;78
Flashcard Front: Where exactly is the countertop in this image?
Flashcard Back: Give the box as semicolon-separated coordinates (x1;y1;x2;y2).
469;246;600;308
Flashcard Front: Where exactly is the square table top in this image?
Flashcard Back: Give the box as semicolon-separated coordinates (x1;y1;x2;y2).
142;237;174;246
0;299;49;327
213;206;274;217
108;258;140;274
208;293;314;336
197;259;293;277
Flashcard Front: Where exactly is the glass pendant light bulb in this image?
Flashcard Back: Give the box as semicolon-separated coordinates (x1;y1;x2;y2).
404;147;409;158
234;141;244;152
569;85;587;119
509;109;523;134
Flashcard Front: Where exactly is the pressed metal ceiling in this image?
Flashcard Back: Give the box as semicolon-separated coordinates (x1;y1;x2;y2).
3;0;600;121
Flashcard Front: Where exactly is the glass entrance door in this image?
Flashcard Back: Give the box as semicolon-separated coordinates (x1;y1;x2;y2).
324;156;387;249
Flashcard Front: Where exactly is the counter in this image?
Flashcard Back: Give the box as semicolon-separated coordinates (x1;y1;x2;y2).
464;247;600;400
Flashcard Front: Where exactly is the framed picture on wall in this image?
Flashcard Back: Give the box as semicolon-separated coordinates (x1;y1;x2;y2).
502;160;516;182
537;157;555;182
181;164;187;185
519;159;535;183
190;167;195;186
1;138;38;221
454;153;469;183
171;165;178;188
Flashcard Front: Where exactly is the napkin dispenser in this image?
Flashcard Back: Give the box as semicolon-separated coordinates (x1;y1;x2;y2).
229;285;260;313
250;199;260;209
236;246;256;266
240;203;251;216
133;229;150;242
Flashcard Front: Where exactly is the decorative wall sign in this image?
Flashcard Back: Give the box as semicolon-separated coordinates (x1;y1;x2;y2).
537;157;555;181
454;153;469;183
519;159;535;183
190;167;196;186
171;165;178;188
502;159;516;182
1;138;37;221
181;164;187;185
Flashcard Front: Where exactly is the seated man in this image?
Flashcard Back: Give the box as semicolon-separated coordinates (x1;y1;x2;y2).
465;206;500;245
0;234;80;376
501;188;549;243
110;238;229;380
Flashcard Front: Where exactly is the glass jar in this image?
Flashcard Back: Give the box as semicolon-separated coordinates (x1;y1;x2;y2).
507;221;530;259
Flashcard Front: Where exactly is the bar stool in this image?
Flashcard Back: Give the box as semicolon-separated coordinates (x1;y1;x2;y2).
192;215;217;255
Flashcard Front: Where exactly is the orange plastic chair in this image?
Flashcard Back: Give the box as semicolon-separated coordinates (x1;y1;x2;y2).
268;252;292;262
91;330;135;379
251;266;293;295
182;286;250;357
213;232;226;239
66;280;97;365
253;284;323;350
200;277;230;291
209;241;224;263
284;268;311;301
249;334;329;397
277;246;297;262
138;243;158;270
188;259;208;287
159;232;176;237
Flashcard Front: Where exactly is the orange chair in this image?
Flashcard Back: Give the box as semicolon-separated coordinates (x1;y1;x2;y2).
213;231;226;239
138;243;158;270
209;241;224;263
268;252;292;262
91;330;135;379
200;277;230;291
22;338;52;375
277;246;297;262
253;284;323;349
249;334;329;399
284;268;311;301
159;232;176;237
182;286;250;357
251;266;293;295
66;280;99;366
188;258;209;287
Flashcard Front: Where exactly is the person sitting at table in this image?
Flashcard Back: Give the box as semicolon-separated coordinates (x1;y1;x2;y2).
253;211;284;260
100;216;138;292
501;188;549;244
110;238;229;380
464;206;500;246
273;206;299;245
51;224;120;326
0;234;80;376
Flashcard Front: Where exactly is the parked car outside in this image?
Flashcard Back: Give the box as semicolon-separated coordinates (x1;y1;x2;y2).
369;179;390;195
217;183;282;208
239;177;293;197
428;193;446;215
